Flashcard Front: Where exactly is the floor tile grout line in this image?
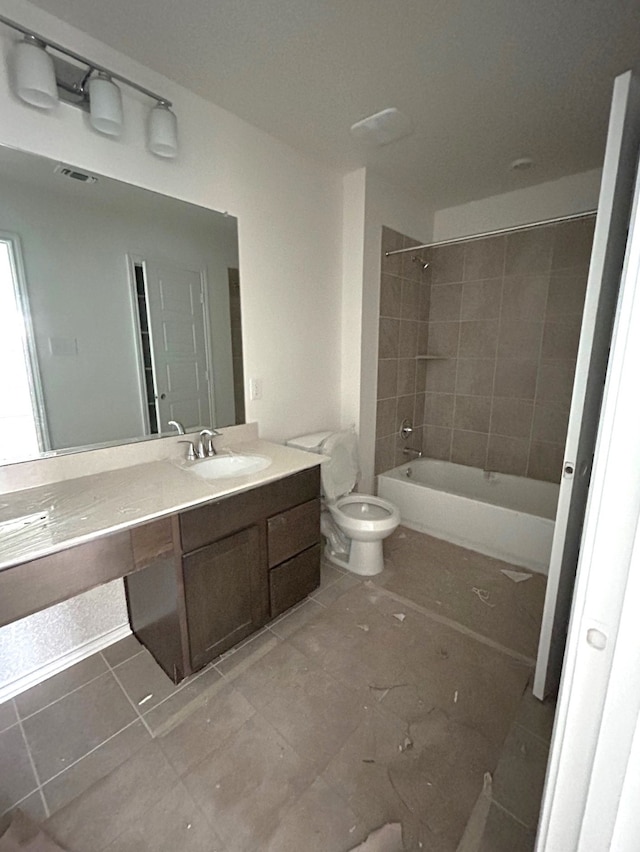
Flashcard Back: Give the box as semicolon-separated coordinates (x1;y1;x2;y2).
513;719;553;748
369;582;536;665
16;667;113;723
38;717;142;792
15;714;49;819
104;658;154;737
490;794;537;831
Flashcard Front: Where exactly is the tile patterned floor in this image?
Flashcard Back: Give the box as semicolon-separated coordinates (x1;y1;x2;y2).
0;528;554;851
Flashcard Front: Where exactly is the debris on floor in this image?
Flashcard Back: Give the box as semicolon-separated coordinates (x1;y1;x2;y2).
357;623;370;632
471;587;495;607
500;568;533;583
348;822;404;852
0;809;67;851
455;772;493;852
392;612;406;622
454;690;459;703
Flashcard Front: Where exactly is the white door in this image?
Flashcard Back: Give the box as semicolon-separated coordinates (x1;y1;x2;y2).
536;142;640;852
143;258;213;433
534;69;640;699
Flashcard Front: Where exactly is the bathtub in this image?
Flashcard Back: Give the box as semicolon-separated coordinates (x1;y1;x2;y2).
377;459;559;574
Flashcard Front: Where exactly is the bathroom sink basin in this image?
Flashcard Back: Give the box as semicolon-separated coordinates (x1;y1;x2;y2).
188;454;272;480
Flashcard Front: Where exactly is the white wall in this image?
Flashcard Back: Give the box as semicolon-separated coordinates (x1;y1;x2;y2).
0;0;343;693
433;168;602;242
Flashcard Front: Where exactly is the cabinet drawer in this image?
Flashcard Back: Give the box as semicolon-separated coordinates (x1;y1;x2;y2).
269;544;321;618
180;487;263;553
267;498;320;568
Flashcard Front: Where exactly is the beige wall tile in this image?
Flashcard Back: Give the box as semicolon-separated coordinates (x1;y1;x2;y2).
414;392;426;426
418;280;431;321
380;274;403;318
497;321;543;359
378;317;400;359
374;436;395;475
395;395;415;432
397;358;417;396
453;395;492;432
451;430;489;468
398;320;419;358
505;226;554;276
376;398;396;438
463;235;506;281
377;359;398;399
536;360;576;405
546;269;589;319
487;435;529;476
541;320;581;360
417;322;430;356
427;321;460;356
528;442;564;483
430;283;463;321
424;425;452;460
459;320;499;358
401;280;420;318
431;243;465;284
531;403;570;445
501;275;549;321
424;359;457;393
456;358;496;396
460;279;503;320
490;398;534;439
551;216;595;270
493;360;538;399
424;392;455;428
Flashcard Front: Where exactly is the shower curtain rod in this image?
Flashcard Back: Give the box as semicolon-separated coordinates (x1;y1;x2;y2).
384;209;597;257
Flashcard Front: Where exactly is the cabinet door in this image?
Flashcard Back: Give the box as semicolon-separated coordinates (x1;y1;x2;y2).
183;524;268;671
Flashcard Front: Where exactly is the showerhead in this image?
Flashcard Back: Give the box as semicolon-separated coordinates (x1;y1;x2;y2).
410;254;430;271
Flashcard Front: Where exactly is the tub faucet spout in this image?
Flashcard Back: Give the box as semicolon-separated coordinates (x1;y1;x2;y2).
403;447;422;459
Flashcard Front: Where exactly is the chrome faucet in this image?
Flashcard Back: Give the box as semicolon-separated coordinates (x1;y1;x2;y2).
197;428;221;458
403;446;423;459
168;420;185;435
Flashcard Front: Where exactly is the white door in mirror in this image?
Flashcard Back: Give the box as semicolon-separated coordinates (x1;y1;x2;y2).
188;454;271;480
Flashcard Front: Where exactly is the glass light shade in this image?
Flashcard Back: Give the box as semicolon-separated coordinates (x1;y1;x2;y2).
13;37;59;110
89;75;123;137
148;103;178;158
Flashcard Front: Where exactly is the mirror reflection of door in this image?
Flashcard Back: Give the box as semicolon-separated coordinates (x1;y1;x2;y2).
129;255;214;436
0;234;49;463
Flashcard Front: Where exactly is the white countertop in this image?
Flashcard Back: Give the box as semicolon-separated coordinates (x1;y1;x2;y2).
0;440;322;571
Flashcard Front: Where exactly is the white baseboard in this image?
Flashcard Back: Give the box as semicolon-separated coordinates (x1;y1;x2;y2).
0;623;132;704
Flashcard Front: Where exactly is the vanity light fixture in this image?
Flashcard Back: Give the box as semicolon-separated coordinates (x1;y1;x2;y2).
1;14;178;157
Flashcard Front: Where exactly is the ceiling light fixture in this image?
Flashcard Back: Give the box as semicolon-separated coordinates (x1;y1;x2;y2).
1;14;178;158
350;108;413;147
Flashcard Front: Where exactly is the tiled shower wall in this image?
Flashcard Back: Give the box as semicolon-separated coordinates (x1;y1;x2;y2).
375;216;595;482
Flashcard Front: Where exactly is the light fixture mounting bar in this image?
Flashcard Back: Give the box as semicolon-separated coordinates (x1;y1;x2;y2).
0;14;172;107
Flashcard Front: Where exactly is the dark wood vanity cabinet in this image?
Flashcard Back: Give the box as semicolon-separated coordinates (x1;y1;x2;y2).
125;465;321;682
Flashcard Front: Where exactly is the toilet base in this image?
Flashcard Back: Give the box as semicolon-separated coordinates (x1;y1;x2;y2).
323;538;385;576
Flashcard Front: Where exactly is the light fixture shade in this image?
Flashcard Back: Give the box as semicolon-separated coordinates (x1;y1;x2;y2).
89;74;123;137
148;103;178;158
13;36;58;110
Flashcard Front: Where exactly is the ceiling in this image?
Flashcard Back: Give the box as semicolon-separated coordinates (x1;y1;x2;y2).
23;0;640;209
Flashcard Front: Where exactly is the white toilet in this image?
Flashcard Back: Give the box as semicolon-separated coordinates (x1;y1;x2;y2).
287;430;400;576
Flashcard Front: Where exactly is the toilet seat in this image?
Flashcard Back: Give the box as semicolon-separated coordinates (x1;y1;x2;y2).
330;494;400;539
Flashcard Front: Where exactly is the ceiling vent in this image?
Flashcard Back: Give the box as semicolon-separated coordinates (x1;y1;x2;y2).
350;108;413;147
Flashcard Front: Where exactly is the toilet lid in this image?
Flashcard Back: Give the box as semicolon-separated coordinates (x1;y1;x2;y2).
320;431;359;501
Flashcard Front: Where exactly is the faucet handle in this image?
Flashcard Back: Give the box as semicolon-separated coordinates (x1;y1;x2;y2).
178;440;197;461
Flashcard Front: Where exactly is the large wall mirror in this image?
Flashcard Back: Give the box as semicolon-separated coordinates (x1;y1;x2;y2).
0;146;245;466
